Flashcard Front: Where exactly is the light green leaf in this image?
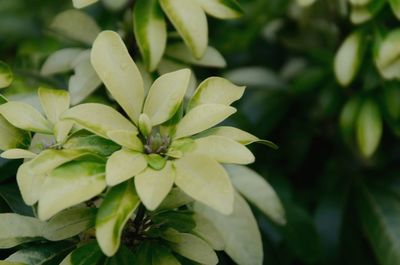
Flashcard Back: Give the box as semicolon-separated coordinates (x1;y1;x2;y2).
174;104;236;139
334;31;364;86
0;149;36;159
296;0;317;6
349;0;370;4
174;154;234;215
376;29;400;80
188;77;244;110
135;162;175;211
134;0;167;71
164;230;218;265
43;207;96;241
389;0;400;19
38;161;106;220
165;43;226;68
54;120;74;144
223;66;286;88
0;261;26;265
102;0;129;11
0;61;13;89
96;181;141;256
339;96;361;144
194;192;263;265
146;154;167;170
107;130;143;151
192;213;225;250
40;48;83;76
193;136;255;165
160;0;208;59
62;103;137;139
73;0;99;8
38;87;70;124
225;164;286;225
138;113;153;137
0;116;29;151
144;69;190;125
50;10;100;45
0;102;53;134
356;99;382;158
195;0;243;18
91;30;144;124
0;213;44;248
106;148;147;186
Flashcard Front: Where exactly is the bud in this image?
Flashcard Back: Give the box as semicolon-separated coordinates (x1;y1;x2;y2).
139;113;153;137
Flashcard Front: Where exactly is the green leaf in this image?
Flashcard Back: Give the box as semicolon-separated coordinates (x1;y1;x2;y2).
160;0;208;59
0;102;53;134
0;213;44;248
389;0;400;19
146;154;167;170
174;104;236;139
70;241;105;265
194;193;263;265
191;213;224;250
72;0;99;8
104;246;137;265
195;0;243;19
134;0;167;71
91;31;144;124
143;69;190;126
41;48;83;76
49;10;100;45
158;188;194;210
174;154;234;215
165;43;226;68
152;210;195;233
62;103;137;139
193;135;255;165
106;148;147;186
152;244;180;265
188;77;245;110
135;162;175;211
38;87;70;124
43;207;96;241
339;96;362;145
164;229;218;265
225;164;286;225
0;184;34;216
375;29;400;80
334;31;364;86
296;0;317;6
356;99;382;157
96;181;140;256
38;161;106;220
0;116;29;151
0;61;13;89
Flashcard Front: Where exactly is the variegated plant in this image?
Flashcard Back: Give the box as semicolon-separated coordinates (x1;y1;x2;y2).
0;30;285;265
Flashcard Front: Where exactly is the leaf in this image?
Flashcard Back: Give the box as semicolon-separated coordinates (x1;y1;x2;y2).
143;69;190;125
107;130;143;151
0;102;53;134
152;244;180;265
194;193;263;265
38;87;70;124
165;43;226;68
339;96;362;145
70;241;105;265
334;31;364;86
91;30;144;124
389;0;400;19
54;120;74;144
106;149;147;186
43;207;96;241
152;210;195;233
40;48;83;76
375;29;400;80
6;242;74;265
135;162;175;211
0;213;44;248
62;103;137;139
0;61;13;89
223;67;286;89
73;0;99;8
96;181;141;256
195;0;243;19
160;0;208;59
158;188;194;210
191;213;224;250
38;161;106;220
134;0;167;71
174;104;236;139
296;0;317;6
0;149;36;159
356;99;382;157
164;229;218;264
104;246;137;265
0;184;34;216
0;116;29;151
192;135;255;165
225;164;286;225
174;154;234;215
49;10;100;45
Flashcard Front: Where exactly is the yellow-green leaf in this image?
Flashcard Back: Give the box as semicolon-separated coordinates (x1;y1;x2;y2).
41;48;83;76
0;102;53;134
193;136;255;165
195;0;243;19
174;154;234;215
96;181;140;256
0;116;29;151
38;87;70;124
160;0;208;59
62;103;137;139
144;69;190;125
135;162;175;211
72;0;98;8
0;61;13;89
375;29;400;80
174;104;236;139
188;77;245;110
1;149;36;159
192;213;225;250
91;31;144;124
296;0;317;6
107;130;143;151
134;0;167;71
106;148;147;186
389;0;400;19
